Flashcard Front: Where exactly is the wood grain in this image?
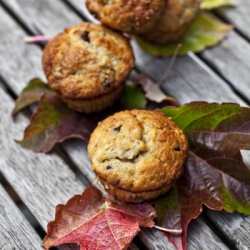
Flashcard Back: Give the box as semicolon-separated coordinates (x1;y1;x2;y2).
0;184;43;250
200;30;250;102
216;0;250;40
0;81;84;227
205;210;250;250
132;41;247;106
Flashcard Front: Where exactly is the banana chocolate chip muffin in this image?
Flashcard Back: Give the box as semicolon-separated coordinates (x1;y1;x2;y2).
86;0;166;35
42;22;134;113
88;109;188;203
140;0;200;44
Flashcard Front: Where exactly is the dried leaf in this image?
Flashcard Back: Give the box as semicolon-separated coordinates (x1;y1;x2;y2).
136;75;178;107
135;12;233;56
155;102;250;250
43;186;156;250
201;0;236;10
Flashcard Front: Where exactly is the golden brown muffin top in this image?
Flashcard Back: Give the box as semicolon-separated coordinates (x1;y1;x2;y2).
88;109;188;193
86;0;166;34
42;22;134;100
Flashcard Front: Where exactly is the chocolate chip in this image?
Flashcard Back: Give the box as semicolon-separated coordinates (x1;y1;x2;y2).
114;126;121;132
116;179;120;184
92;12;98;19
81;31;90;43
103;78;111;87
106;165;112;170
174;146;181;151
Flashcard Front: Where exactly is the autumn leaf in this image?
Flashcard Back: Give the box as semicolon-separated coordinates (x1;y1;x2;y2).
14;79;147;152
135;12;233;56
43;186;156;250
15;94;104;152
136;74;178;108
12;78;54;116
14;77;177;153
154;102;250;250
201;0;236;10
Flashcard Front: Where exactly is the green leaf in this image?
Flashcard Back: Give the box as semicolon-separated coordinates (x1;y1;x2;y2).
120;82;147;109
160;102;250;189
152;102;250;250
12;78;54;116
135;12;233;56
201;0;236;10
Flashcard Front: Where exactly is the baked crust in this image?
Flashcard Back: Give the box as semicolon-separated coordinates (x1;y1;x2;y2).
88;109;188;202
42;22;134;112
140;0;200;44
86;0;166;35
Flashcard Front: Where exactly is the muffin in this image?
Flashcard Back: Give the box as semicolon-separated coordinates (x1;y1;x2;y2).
140;0;200;44
42;22;134;113
88;109;188;203
86;0;166;35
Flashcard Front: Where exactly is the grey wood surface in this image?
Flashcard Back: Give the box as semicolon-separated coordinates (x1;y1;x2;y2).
205;210;250;250
216;0;250;40
0;0;250;249
200;30;250;102
0;184;43;250
0;79;84;239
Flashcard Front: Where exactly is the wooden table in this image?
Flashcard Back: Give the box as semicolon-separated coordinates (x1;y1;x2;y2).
1;0;250;249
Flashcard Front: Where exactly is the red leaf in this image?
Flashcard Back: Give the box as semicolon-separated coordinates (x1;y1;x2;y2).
43;186;156;250
15;95;107;152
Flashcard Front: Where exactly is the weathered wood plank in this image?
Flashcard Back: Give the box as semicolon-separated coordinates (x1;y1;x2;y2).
187;218;230;250
205;210;250;250
0;1;248;247
0;8;86;248
0;81;84;228
132;41;246;106
1;0;83;35
65;0;99;24
137;217;230;250
215;0;250;40
0;81;85;250
200;30;250;103
137;228;176;250
0;184;43;250
0;21;44;94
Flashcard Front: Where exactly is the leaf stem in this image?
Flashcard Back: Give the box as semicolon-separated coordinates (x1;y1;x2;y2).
23;35;53;43
157;43;182;87
153;225;182;234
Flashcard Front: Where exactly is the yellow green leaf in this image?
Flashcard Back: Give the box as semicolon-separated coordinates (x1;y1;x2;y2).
201;0;236;10
135;12;233;56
